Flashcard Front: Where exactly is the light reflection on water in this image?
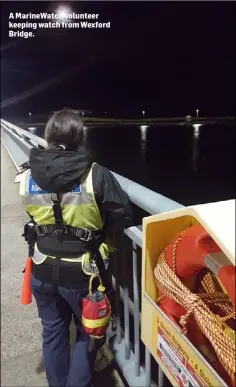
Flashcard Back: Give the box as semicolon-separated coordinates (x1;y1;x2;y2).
139;125;149;157
192;123;202;172
139;123;202;173
23;121;234;205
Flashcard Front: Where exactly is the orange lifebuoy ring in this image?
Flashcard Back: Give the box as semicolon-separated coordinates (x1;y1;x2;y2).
158;224;235;311
155;225;235;386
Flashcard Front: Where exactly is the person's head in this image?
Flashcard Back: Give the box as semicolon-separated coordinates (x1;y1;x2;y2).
45;108;84;151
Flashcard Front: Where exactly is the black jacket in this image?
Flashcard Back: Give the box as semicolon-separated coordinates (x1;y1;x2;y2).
29;147;134;233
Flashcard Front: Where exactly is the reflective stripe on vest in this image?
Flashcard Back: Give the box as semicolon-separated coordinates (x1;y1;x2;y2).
33;244;110;276
19;163;113;275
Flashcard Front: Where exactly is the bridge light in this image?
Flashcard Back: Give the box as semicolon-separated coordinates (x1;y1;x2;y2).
54;5;73;23
55;5;71;16
142;110;145;116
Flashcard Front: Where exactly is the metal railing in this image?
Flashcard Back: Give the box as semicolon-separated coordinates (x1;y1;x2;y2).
1;118;184;387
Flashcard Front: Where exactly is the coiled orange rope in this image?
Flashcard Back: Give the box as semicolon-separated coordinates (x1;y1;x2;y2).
154;231;236;382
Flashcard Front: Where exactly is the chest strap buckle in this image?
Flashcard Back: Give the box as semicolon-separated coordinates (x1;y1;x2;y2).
55;226;68;235
36;225;48;236
76;228;93;242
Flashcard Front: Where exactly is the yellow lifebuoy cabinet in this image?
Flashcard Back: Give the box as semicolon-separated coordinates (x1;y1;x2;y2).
141;199;235;387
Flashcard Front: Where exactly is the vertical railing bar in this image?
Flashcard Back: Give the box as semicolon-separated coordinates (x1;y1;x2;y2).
114;252;122;344
113;228;122;344
124;284;130;359
132;241;140;376
158;367;164;387
145;347;151;387
122;234;130;359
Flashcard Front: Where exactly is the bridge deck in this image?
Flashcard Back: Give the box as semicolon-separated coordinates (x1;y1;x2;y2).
1;143;121;386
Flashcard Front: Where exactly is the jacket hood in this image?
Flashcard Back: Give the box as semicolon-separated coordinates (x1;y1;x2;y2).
30;147;94;193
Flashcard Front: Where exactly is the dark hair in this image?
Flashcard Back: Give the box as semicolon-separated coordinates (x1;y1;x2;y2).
45;108;84;151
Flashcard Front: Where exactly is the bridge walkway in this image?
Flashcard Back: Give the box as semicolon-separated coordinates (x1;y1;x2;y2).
1;142;122;386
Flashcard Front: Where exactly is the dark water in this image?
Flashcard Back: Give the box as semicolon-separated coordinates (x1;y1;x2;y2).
29;123;235;206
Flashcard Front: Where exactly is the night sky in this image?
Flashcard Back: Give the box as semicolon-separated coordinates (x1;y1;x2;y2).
1;1;235;118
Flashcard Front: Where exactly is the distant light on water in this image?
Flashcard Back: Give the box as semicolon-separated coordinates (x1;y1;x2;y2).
193;123;202;138
192;124;202;172
140;125;149;156
140;125;148;135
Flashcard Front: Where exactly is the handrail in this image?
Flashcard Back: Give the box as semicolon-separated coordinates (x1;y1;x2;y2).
1;119;47;148
1;118;183;215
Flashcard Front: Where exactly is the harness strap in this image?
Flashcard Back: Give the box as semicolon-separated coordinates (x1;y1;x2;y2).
51;192;107;287
23;191;107;287
51;193;64;229
88;237;108;290
35;224;102;241
50;193;64;283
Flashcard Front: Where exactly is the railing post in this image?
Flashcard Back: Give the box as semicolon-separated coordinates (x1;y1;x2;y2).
158;367;164;387
145;347;151;387
113;237;122;344
132;241;140;376
122;235;130;359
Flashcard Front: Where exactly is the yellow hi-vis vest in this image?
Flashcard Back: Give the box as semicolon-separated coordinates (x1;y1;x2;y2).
19;163;113;275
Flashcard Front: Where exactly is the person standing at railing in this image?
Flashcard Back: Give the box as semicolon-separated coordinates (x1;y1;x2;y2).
17;108;134;387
